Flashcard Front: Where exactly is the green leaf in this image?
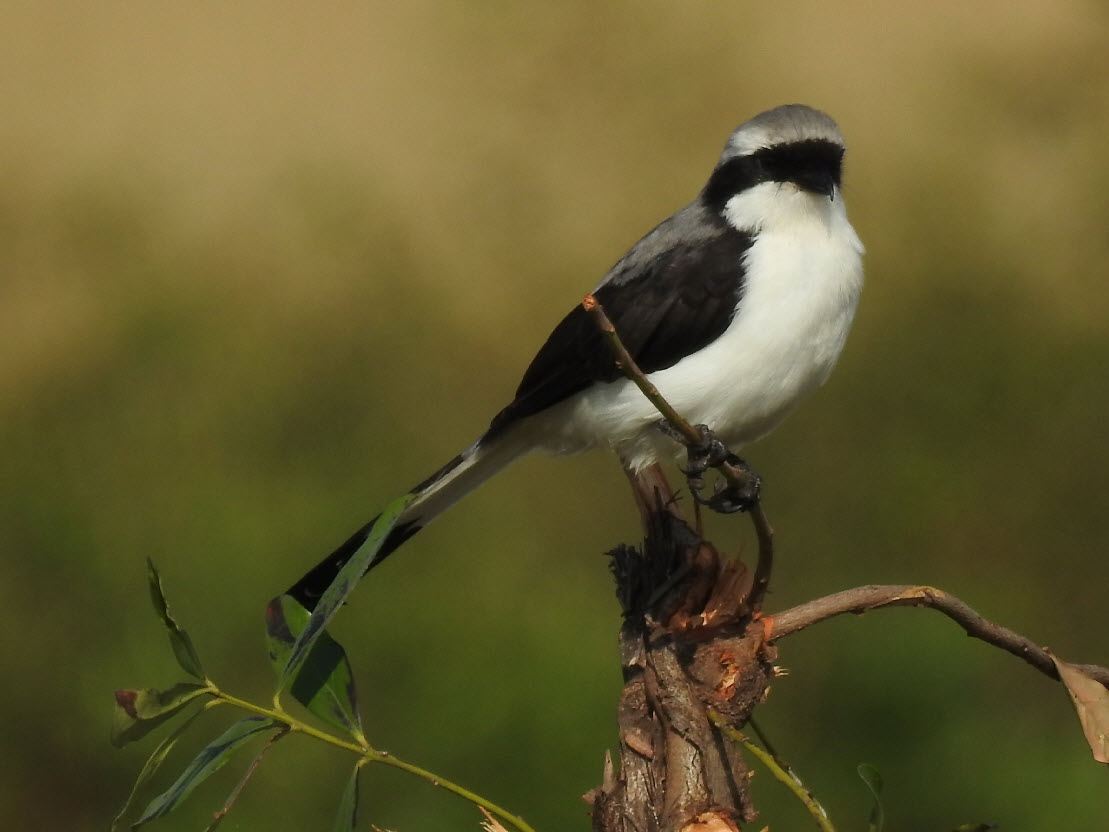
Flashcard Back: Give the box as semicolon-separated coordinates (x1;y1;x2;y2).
277;493;415;693
857;763;884;832
266;595;363;739
147;558;206;680
111;681;210;747
110;705;207;830
133;716;278;827
331;765;361;832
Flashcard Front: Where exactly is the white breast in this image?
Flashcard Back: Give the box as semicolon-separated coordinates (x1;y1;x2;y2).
533;182;864;470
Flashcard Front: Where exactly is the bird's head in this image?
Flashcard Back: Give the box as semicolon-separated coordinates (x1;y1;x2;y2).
702;104;847;220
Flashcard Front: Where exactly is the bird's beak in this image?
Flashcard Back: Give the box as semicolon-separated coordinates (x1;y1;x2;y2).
794;169;837;200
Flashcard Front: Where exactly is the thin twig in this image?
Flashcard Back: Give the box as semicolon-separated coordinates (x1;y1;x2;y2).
583;295;703;446
583;295;738;479
582;294;775;611
764;584;1109;689
747;503;774;612
372;752;538;832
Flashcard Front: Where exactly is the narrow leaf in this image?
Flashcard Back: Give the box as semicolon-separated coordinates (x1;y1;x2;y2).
278;493;415;692
331;765;360;832
110;705;207;830
147;558;206;680
133;716;277;827
857;763;884;832
1051;654;1109;763
266;594;363;738
111;682;209;747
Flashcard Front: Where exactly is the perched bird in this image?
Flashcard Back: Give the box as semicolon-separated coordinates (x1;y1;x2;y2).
288;104;864;610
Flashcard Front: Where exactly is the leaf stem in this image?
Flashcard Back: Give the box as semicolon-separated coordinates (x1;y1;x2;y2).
209;687;366;755
708;710;836;832
370;752;538;832
207;686;536;832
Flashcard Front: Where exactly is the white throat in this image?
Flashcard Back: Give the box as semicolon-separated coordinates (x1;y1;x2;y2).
723;181;859;241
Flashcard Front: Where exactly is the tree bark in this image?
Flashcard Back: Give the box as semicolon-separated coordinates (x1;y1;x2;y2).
587;465;773;832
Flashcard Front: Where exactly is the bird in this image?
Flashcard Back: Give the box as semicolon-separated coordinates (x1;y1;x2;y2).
287;103;865;610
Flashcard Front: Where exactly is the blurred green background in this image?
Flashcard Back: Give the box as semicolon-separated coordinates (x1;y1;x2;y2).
3;2;1108;830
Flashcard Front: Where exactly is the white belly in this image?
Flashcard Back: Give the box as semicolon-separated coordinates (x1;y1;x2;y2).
533;187;864;470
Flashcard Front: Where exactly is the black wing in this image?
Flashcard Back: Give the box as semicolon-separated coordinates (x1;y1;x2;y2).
485;220;752;440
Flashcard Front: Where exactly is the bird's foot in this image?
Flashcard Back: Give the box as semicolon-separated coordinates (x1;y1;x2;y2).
656;422;729;476
655;421;762;514
687;453;761;514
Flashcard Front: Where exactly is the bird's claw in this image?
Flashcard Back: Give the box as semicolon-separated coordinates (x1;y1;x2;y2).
687;453;762;514
655;421;762;514
681;427;730;477
656;422;729;476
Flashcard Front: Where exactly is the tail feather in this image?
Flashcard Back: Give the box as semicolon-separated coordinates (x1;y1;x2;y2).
285;431;523;610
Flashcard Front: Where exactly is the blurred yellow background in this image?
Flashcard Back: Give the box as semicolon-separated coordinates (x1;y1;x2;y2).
3;2;1108;830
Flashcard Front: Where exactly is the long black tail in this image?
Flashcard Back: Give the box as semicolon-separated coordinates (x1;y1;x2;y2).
285;431;523;610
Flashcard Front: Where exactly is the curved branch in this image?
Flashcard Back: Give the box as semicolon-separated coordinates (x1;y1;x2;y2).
582;294;775;611
764;584;1109;688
